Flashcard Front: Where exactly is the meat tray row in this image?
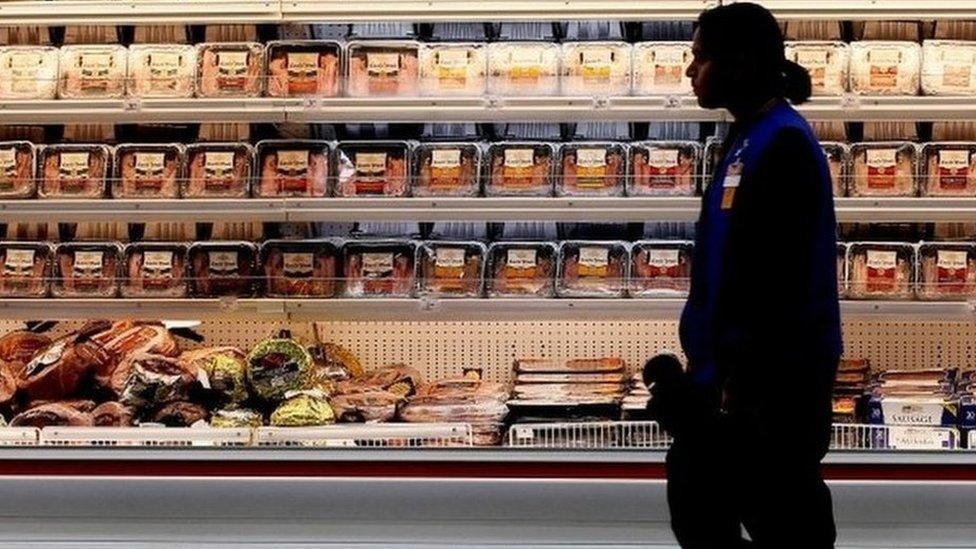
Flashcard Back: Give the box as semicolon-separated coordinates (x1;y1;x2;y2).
822;141;976;198
0;239;693;299
839;241;976;300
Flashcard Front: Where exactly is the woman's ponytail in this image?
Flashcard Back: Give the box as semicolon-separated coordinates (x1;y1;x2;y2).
782;60;813;105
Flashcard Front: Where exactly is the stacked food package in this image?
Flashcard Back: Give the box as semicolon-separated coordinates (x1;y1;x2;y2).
865;367;968;449
556;241;628;297
784;41;850;95
556;141;626;197
629;240;692;297
833;358;870;424
849;41;921;96
916;242;976;300
848;142;918;197
400;377;510;445
509;357;627;421
628;141;700;196
621;372;650;420
417;241;486;298
846;242;915;300
919;142;976;197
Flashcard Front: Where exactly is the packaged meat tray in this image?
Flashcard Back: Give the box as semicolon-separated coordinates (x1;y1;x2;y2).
556;240;629;298
784;41;850;96
632;42;693;96
335;142;410;197
867;395;959;427
187;241;257;297
837;243;847;298
183;142;253;199
849;41;921;96
419;42;487;96
487;42;560;96
823;142;849;197
260;239;339;298
849;142;918;197
847;242;915;300
58;45;127;99
921;40;976;96
266;40;341;97
121;242;188;298
256;140;330;198
486;241;557;298
555;142;627;197
247;333;314;402
560;41;632;96
346;40;420;97
126;44;197;98
112;143;184;199
517;371;626;384
331;390;402;423
0;46;59;99
196;42;264;98
629;240;693;298
52;242;121;298
418;240;486;298
341;240;416;298
485;142;554;197
515;357;625;373
628;141;701;196
0;241;52;298
920;142;976;197
411;142;482;197
38;144;110;199
0;141;37;199
916;242;976;300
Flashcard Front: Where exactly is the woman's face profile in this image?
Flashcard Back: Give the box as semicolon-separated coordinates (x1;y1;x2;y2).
687;28;723;109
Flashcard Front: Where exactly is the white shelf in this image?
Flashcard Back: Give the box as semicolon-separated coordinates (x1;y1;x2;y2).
0;198;287;223
0;298;286;321
0;98;287;125
0;0;281;25
799;96;976;122
746;0;976;20
834;197;976;223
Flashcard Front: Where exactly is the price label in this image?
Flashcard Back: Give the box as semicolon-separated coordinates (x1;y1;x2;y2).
664;95;682;109
124;97;142;111
841;93;861;110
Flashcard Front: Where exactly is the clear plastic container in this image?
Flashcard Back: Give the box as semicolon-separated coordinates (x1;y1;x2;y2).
556;240;629;298
632;41;693;95
38;144;111;199
628;141;701;196
335;141;410;197
187;241;257;297
837;242;847;299
560;41;631;96
121;242;188;298
847;242;915;300
112;143;184;199
58;45;127;99
419;42;487;96
784;41;850;96
52;241;122;298
484;142;554;197
920;142;976;197
849;142;918;197
849;41;921;96
126;44;197;98
417;240;486;298
921;40;976;96
265;40;341;98
196;42;264;98
0;141;37;199
629;240;692;298
255;140;330;198
555;142;626;197
917;242;976;300
183;142;253;198
823;142;849;197
341;239;416;298
411;142;482;197
486;241;557;298
0;241;52;298
346;40;420;97
261;239;339;298
0;46;59;99
487;42;560;96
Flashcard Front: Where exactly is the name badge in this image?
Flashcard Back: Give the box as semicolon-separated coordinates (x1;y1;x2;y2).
721;160;743;210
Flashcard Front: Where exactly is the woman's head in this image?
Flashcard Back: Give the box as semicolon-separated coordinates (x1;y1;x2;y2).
686;2;811;111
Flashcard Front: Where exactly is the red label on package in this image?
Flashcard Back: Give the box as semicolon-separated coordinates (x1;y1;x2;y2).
866;149;897;189
647;149;679;189
938;150;971;190
866;250;897;292
937;250;968;292
646;249;681;278
275;150;310;192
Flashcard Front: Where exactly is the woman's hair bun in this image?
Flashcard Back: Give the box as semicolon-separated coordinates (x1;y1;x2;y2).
782;59;813;105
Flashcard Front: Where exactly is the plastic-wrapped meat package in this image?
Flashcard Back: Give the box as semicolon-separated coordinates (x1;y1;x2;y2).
784;41;850;96
20;332;113;401
486;241;556;298
917;243;976;300
847;242;915;300
153;401;210;427
91;401;134;427
0;46;59;99
270;391;334;426
556;142;626;197
121;242;187;298
419;43;487;96
182;346;248;405
187;241;256;297
211;408;263;428
256;140;330;197
837;243;847;298
557;241;629;298
338;364;423;398
118;353;197;410
849;142;918;197
560;41;632;96
510;357;626;406
196;42;264;98
335;142;409;197
10;403;93;428
261;239;338;297
346;40;420;97
849;41;921;96
184;143;253;198
632;42;693;95
0;141;36;199
112;143;184;199
58;45;127;99
629;240;692;297
38;144;110;199
266;40;341;97
0;330;51;368
628;141;700;196
920;142;976;197
487;42;560;95
127;44;197;98
411;142;481;197
418;240;485;298
331;390;402;423
342;240;416;298
93;321;181;367
921;40;976;96
823;142;849;197
0;241;52;298
485;142;554;197
52;242;121;298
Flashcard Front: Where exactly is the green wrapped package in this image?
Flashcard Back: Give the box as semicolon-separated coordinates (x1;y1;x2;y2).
270;390;335;427
210;408;264;429
208;355;249;405
246;336;313;402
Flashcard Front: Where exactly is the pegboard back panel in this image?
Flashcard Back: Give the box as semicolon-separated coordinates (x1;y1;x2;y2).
843;320;976;371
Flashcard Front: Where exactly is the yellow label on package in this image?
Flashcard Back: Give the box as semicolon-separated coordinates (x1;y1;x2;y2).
0;148;16;173
287;52;319;75
579;246;609;277
74;250;104;271
649;149;679;168
576;148;606;168
580;48;613;79
5;248;35;270
868;48;902;65
939;150;971;170
938;250;968;270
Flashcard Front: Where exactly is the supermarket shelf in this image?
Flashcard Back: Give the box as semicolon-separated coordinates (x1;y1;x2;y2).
0;98;287;125
0;298;286;321
799;96;976;122
840;300;976;320
834;197;976;223
0;198;286;223
746;0;976;20
0;0;281;25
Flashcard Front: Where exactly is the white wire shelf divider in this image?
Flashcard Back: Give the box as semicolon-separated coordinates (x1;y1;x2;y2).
742;0;976;20
506;420;671;449
0;0;281;25
255;423;474;447
40;426;253;447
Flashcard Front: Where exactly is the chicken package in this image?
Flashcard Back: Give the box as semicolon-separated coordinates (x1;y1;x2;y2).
187;241;257;297
557;241;629;298
112;143;184;199
256;140;330;198
921;40;976;96
847;242;915;300
184;142;253;198
632;42;693;95
335;142;410;197
92;401;135;427
0;141;36;199
628;141;701;196
556;142;626;197
118;353;197;410
0;330;51;368
342;240;416;297
211;407;263;428
920;142;976;197
418;240;486;298
58;45;127;99
347;40;420;97
485;142;554;197
917;243;976;300
411;142;482;197
486;241;557;298
850;41;922;96
246;334;314;402
94;321;181;366
560;41;632;96
837;243;847;298
181;346;248;405
487;42;560;95
153;401;209;427
261;239;339;297
823;142;850;197
10;403;93;428
196;42;264;97
849;142;918;197
0;46;59;99
331;390;402;423
20;331;113;401
0;241;51;298
419;42;487;96
126;44;197;98
52;242;121;298
121;242;188;298
784;41;850;96
270;390;335;426
338;364;423;398
38;144;110;199
266;40;341;97
629;240;692;297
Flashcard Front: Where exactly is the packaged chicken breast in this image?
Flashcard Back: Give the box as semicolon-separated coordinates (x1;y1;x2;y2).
628;141;701;196
52;241;122;298
335;141;410;197
629;240;692;298
560;41;632;96
0;46;59;99
196;42;264;98
266;40;341;97
256;140;330;198
487;42;560;96
849;142;918;197
823;142;849;197
419;42;488;96
346;40;420;97
183;142;253;198
261;239;339;298
38;144;111;199
556;142;627;197
920;142;976;197
0;241;52;298
341;239;416;298
847;242;915;300
921;40;976;96
121;242;188;298
187;241;257;297
632;42;693;95
784;41;850;96
557;240;629;298
485;142;554;197
0;141;37;199
411;141;482;197
58;45;127;99
126;44;197;98
849;41;921;96
112;143;184;199
917;242;976;300
486;241;557;298
418;240;486;298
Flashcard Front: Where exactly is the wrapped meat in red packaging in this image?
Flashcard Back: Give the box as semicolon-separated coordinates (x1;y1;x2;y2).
920;142;976;197
261;239;339;297
187;241;257;297
38;144;110;199
10;402;93;428
121;242;188;298
0;141;37;199
485;142;554;197
628;141;700;196
112;143;184;199
93;321;181;365
847;242;915;300
849;142;918;197
0;330;51;366
557;240;629;298
256;140;330;197
418;240;485;298
341;240;416;298
917;243;976;300
19;329;113;401
52;242;121;298
346;40;420;97
118;353;198;410
335;142;410;197
266;40;341;97
411;142;481;197
0;241;52;297
823;142;849;197
629;240;692;297
555;142;627;197
196;42;264;98
183;142;253;198
486;241;557;298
